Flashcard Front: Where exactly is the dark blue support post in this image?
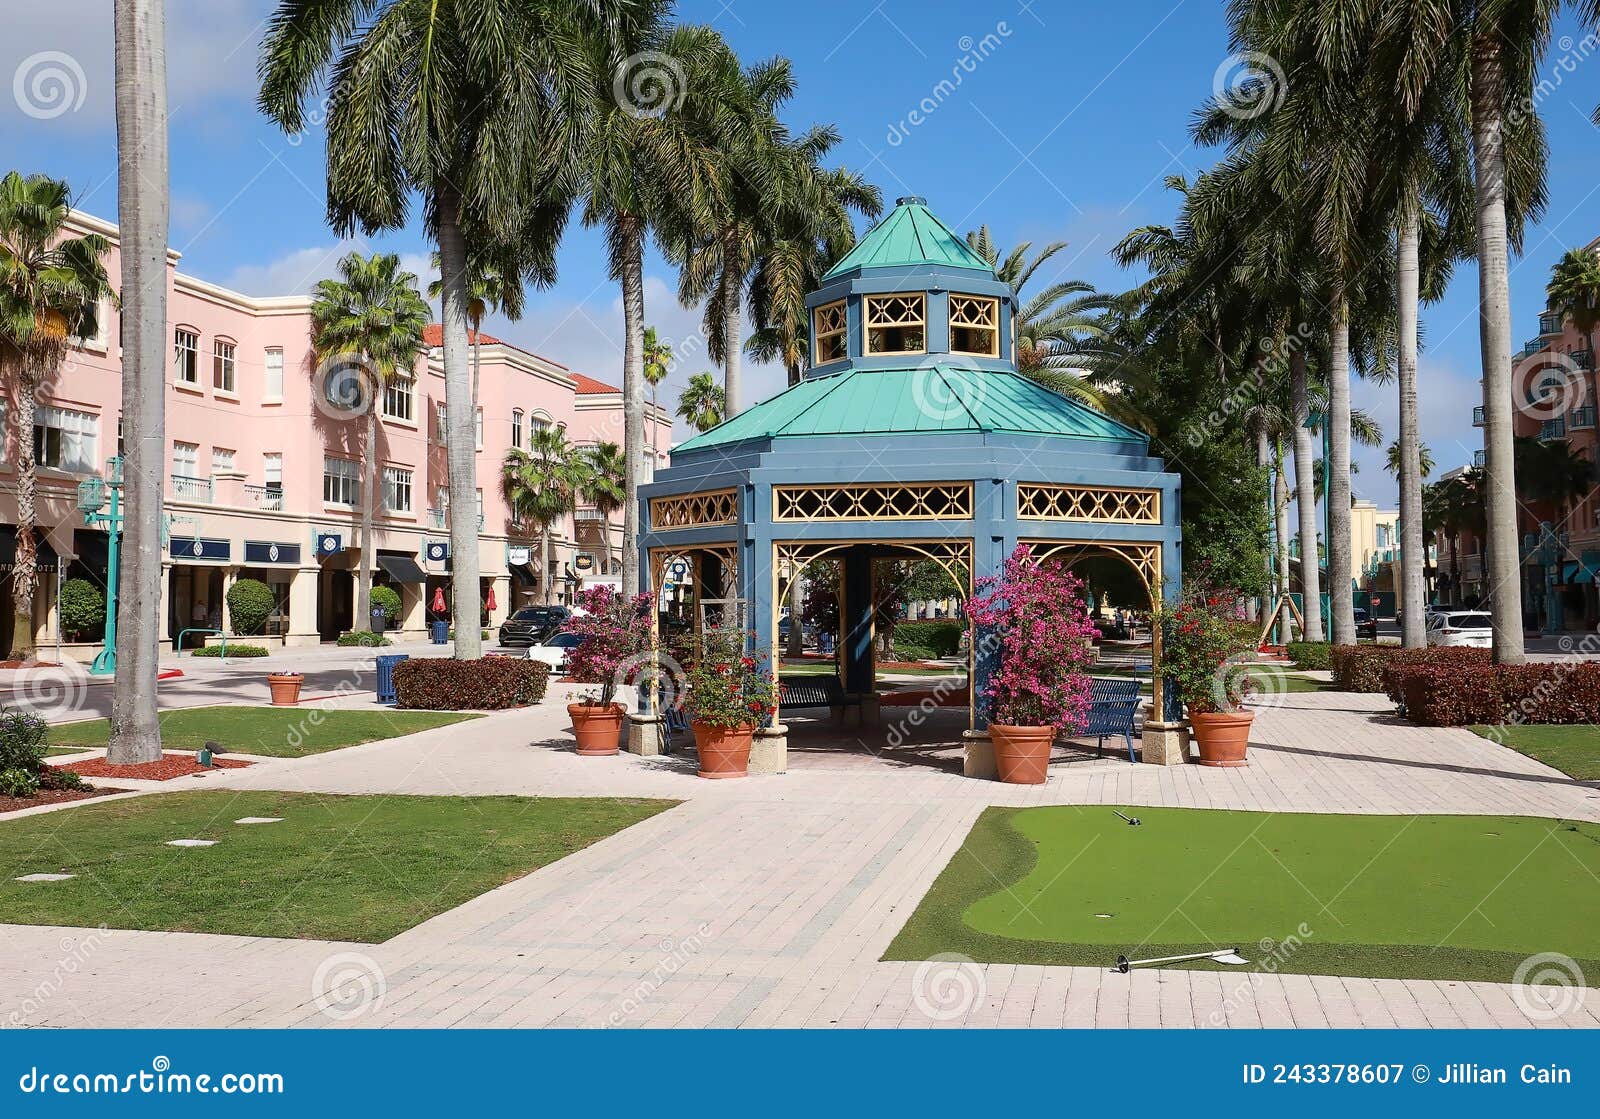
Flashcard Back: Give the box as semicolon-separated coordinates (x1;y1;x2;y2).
841;546;874;698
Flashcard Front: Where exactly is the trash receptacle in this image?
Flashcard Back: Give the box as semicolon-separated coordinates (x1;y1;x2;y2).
375;654;409;704
430;620;448;645
370;607;387;634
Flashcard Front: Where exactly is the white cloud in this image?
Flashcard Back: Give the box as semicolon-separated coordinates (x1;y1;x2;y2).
221;239;368;296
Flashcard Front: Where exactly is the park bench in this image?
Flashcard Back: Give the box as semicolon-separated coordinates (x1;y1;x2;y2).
779;673;862;726
1080;676;1141;762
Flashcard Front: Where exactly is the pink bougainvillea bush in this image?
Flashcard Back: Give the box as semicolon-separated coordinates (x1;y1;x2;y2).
562;585;654;706
967;545;1098;730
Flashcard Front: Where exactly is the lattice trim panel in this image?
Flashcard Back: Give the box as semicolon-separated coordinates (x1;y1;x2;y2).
773;482;973;522
813;299;847;363
949;294;999;357
1022;540;1161;599
649;488;738;531
649;545;739;590
774;539;973;603
1016;483;1160;524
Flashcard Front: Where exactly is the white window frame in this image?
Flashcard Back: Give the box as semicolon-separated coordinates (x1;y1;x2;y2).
212;338;237;394
172;441;199;478
173;328;199;385
263;452;283;490
322;456;361;507
33;406;99;473
383;374;415;422
211;447;235;475
511;409;524;449
263;348;284;402
436;403;484;449
383;465;413;514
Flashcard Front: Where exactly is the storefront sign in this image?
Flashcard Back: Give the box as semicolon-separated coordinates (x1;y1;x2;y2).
425;541;450;563
507;546;530;566
316;533;343;556
245;541;301;565
574;553;594;573
169;537;231;562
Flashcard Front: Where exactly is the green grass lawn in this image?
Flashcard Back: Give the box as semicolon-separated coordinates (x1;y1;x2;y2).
45;707;479;758
885;805;1600;983
0;790;676;942
1471;724;1600;780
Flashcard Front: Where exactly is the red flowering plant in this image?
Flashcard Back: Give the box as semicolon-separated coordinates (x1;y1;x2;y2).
561;585;654;706
967;545;1098;730
681;628;781;730
1157;586;1258;714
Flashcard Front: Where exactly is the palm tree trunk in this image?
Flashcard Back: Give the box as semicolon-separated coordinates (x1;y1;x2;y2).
1291;350;1325;642
649;382;660;481
1256;425;1272;620
9;370;41;660
109;0;166;764
785;578;805;656
436;187;481;659
620;219;645;601
721;240;743;416
356;397;376;632
1471;32;1526;665
542;521;554;606
1397;206;1427;649
1327;290;1355;646
1274;440;1293;638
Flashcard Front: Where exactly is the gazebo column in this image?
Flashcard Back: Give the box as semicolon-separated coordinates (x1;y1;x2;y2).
1141;544;1190;765
840;545;876;723
963;529;1010;779
626;541;661;756
748;532;786;773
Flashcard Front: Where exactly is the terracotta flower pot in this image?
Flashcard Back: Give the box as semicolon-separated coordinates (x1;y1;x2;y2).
1189;710;1253;767
691;721;754;779
267;672;303;707
989;723;1056;784
569;703;625;756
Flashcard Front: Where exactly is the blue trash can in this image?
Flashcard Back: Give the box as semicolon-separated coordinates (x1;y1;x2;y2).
375;654;409;705
430;620;448;645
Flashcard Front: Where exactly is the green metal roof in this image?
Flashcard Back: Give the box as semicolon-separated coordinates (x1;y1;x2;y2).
823;196;994;279
673;365;1147;453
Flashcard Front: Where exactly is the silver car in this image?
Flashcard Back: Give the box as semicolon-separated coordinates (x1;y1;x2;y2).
1425;611;1492;648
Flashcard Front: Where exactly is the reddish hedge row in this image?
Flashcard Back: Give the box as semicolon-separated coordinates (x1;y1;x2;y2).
1399;662;1600;726
394;657;549;710
1330;644;1490;693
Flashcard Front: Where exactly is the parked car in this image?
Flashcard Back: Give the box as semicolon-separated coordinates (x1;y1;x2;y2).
1426;611;1493;648
527;631;588;673
1354;607;1377;641
498;605;572;647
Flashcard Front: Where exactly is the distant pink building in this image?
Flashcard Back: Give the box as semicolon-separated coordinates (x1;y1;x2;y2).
0;210;668;655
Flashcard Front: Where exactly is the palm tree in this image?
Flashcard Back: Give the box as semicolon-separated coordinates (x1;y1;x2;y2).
642;325;671;472
580;441;626;574
1546;248;1600;343
428;249;526;407
677;372;726;433
310;252;429;636
502;426;592;606
259;0;627;658
1515;436;1592;520
1385;441;1434;480
0;173;114;662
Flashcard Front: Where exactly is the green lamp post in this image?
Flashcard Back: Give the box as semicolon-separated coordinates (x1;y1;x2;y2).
76;456;123;676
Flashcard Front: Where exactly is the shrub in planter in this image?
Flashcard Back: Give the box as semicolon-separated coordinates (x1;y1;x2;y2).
562;585;655;756
370;586;402;628
893;620;963;658
393;657;550;710
226;578;275;636
1160;588;1258;767
681;629;780;779
1285;640;1331;671
337;631;393;647
968;545;1097;784
192;643;270;658
58;578;105;641
0;707;83;798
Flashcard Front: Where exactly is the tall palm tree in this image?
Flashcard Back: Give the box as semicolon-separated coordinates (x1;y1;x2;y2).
259;0;629;658
580;441;626;574
676;372;725;433
1385;440;1435;480
0;173;114;662
310;252;429;636
109;0;167;764
1546;248;1600;342
428;249;527;407
642;325;671;472
502;425;592;606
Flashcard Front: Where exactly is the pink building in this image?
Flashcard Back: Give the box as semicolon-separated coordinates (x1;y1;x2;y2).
0;210;668;655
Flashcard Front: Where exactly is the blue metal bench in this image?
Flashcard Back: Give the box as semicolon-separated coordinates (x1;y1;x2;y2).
375;653;409;704
779;673;861;725
655;688;690;755
1080;676;1141;762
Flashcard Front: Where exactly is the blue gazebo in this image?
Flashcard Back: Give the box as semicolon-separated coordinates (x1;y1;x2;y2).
637;196;1184;774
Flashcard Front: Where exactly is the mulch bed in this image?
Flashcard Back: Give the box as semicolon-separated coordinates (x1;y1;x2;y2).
0;659;64;670
56;753;253;782
0;785;127;813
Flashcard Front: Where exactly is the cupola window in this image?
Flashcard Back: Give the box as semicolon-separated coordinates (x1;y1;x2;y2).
813;299;848;363
863;293;926;356
949;294;999;357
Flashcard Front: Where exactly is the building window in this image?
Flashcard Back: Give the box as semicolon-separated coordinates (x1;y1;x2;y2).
211;447;235;474
263;348;284;401
263;452;283;491
436;403;484;449
383;465;413;513
212;338;237;393
863;293;926;355
33;406;98;473
813;299;847;363
323;456;361;506
949;294;999;357
382;375;414;422
173;328;199;385
172;441;198;478
512;409;524;449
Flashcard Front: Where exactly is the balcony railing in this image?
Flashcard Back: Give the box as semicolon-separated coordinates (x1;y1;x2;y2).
1540;311;1563;335
171;474;212;503
1472;405;1485;427
1542;418;1568;440
429;507;484;530
1473;449;1486;467
1573;406;1597;430
1523;337;1547;357
245;483;284;511
574;507;608;524
1575;349;1595;371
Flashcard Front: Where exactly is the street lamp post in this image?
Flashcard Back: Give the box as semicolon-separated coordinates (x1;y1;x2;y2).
77;457;124;676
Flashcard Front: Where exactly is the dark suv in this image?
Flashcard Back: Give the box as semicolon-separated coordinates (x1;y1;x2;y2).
498;605;572;647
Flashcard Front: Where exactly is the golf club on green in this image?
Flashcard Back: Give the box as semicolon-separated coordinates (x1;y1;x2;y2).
1114;948;1249;973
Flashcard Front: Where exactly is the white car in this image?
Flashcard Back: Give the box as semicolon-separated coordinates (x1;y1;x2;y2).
526;631;588;674
1425;611;1493;648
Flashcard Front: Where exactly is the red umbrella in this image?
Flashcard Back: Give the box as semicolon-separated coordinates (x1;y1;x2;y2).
430;587;447;615
484;585;497;612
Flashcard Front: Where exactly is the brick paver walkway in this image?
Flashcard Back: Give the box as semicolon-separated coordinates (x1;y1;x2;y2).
4;687;1597;1029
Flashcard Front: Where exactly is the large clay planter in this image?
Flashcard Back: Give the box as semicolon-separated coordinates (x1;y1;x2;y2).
267;672;303;706
692;721;754;779
1189;710;1253;767
990;723;1056;784
569;703;625;756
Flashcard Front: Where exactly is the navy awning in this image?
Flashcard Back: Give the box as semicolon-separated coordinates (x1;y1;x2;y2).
377;553;427;584
170;537;231;562
244;541;301;565
0;526;60;572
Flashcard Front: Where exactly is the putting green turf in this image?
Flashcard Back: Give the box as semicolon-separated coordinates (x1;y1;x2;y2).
884;805;1600;982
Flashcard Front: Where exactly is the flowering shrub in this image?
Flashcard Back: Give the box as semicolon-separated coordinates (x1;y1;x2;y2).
682;629;779;730
1159;589;1257;715
562;585;654;706
967;545;1097;729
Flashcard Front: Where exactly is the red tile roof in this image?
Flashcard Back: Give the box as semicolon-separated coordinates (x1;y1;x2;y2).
422;323;502;347
572;372;621;395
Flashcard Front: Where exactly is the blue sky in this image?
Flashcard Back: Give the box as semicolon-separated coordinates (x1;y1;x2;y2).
8;0;1600;507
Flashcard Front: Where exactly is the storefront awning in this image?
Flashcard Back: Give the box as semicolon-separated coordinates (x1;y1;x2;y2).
0;525;61;572
510;562;539;587
377;553;427;584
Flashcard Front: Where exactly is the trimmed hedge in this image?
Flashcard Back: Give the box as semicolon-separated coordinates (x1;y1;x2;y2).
1398;662;1600;726
1285;641;1332;670
894;620;963;658
337;631;392;647
394;657;549;710
192;644;269;658
226;578;275;636
370;585;402;626
1329;644;1491;693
